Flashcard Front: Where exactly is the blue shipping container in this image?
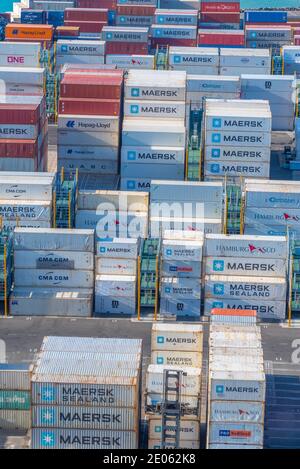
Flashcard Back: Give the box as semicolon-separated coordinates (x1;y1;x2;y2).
47;10;64;27
21;9;46;24
245;10;287;24
108;10;116;26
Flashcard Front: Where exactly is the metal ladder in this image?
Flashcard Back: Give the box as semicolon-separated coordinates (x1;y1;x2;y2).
161;370;183;449
155;45;169;70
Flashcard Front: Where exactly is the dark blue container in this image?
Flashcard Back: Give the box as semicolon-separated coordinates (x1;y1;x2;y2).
20;9;46;24
108;10;116;26
244;10;288;24
47;10;64;27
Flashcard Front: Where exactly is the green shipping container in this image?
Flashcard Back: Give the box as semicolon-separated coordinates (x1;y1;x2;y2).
0;390;31;410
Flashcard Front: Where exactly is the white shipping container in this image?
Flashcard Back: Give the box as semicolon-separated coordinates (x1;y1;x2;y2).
57;145;119;161
205;256;286;277
146;364;201;397
58;115;119;133
105;55;154;69
204;298;286;320
151;350;202;368
14;269;94;289
95;294;136;315
245;185;300;208
205;114;271;133
102;26;149;43
172;64;218;75
169;46;219;66
204;234;287;259
14;250;94;271
150;180;223;203
125;69;186;101
209;355;263;372
56;55;105;66
210;370;265;402
187;75;240;94
208;444;262;449
31;428;137;449
96;238;138;259
240;74;295;93
160;297;201;317
150;216;222;237
57;159;118;175
56;40;106;56
96;257;137;275
161;277;201;299
161;260;202;278
0;176;54;201
121;145;185;164
204;161;270;179
148;439;200;449
151;24;197;39
121;162;184;179
245;207;300;227
3;220;51;232
0;54;40;68
95;274;136;297
14;228;94;252
120;178;151;192
205;146;271;163
209;401;264;424
243;224;296;237
208;422;264;446
205;130;271;147
205;275;287;301
163;239;203;262
124;100;185;119
10;289;93;317
219;49;271;68
151;323;203;352
0;66;45;86
0;157;37;172
2;83;44;96
57;130;119;147
122;118;186;147
0;410;30;430
78;190;148;212
148;417;200;442
155;10;198;26
0;200;51;221
75;210;148;237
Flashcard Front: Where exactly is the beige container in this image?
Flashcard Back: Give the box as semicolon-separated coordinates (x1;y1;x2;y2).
148;416;200;442
151;350;202;368
151;323;203;352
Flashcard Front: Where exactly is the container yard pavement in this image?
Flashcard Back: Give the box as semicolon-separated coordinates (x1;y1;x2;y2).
0;317;300;449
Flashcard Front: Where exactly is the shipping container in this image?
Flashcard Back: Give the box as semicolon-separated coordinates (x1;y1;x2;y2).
96;238;139;258
78;190;148;211
0;364;32;391
96;257;137;275
204;234;287;258
102;26;149;42
209;401;264;424
151;350;202;368
105;54;154;69
162;239;203;261
14;250;94;271
124;100;186;119
14;228;94;252
208;422;264;446
161;260;202;278
148;416;200;442
204;298;286;320
0;391;31;411
160;298;201;317
95;294;136;315
0;410;30;430
204;146;270;163
41;336;142;354
150;180;223;203
210;370;265;402
122;119;186;146
14;269;94;288
205;256;286;277
161;277;201;299
124;69;186;101
0;175;53;201
121;146;185;164
95;274;136;297
5;24;54;41
151;323;203;352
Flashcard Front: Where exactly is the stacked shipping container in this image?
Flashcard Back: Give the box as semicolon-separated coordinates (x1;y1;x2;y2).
204;233;288;320
121;69;187;190
64;7;108;36
57;67;123;178
203;99;272;180
199;0;240;30
147;323;203;449
10;228;94;316
95;237;138;315
56;39;106;68
160;230;203;318
0;364;32;431
151;9;198;48
206;309;266;449
31;336;142;449
102;26;149;55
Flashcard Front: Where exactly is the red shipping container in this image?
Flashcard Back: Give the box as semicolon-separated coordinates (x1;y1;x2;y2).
56;26;80;37
200;12;240;23
295;36;300;45
0;140;40;159
116;5;156;15
151;38;197;48
64;8;108;22
64;68;123;77
105;42;148;55
64;20;107;34
76;0;117;9
0;105;41;125
60;75;122;99
198;31;244;46
201;2;240;13
59;98;121;116
293;28;300;35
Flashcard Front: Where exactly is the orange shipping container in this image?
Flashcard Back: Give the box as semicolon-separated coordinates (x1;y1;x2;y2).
5;24;54;41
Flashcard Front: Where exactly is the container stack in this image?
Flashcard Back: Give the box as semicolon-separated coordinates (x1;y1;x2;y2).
241;75;295;131
146;323;203;449
94;237;139;316
57;68;123;179
10;228;94;317
56;39;106;69
168;47;219;75
102;26;149;55
151;10;198;49
219;49;271;76
206;308;266;449
64;7;108;36
244;179;300;237
245;25;292;55
116;3;156;28
0;364;32;432
204;233;288;321
75;189;149;240
0;95;48;172
150;180;224;236
30;336;142;449
0;172;55;232
121;70;187;190
160;230;203;319
203;99;272;181
282;46;300;76
199;1;240;30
